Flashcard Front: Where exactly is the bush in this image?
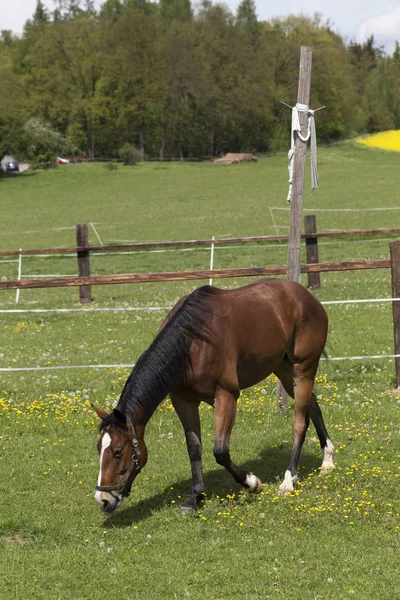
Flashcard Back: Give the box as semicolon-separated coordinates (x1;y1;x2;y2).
23;118;75;169
119;143;142;165
105;161;119;171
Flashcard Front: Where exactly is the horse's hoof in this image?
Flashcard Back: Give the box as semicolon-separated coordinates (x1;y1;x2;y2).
320;463;335;476
278;470;297;496
249;477;263;494
179;505;196;516
278;484;294;496
245;473;263;493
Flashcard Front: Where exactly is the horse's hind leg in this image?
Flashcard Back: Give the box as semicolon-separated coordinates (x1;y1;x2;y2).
170;393;206;515
277;373;314;494
275;359;334;493
310;394;335;474
213;387;262;493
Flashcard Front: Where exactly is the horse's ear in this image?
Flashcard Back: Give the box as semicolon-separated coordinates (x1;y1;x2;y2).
112;408;127;425
91;404;109;420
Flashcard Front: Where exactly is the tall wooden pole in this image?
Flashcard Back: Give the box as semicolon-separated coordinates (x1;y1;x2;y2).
276;46;313;412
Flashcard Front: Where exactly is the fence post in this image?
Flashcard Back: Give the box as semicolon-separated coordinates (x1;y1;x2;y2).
76;223;92;304
390;241;400;389
304;214;320;290
276;45;313;413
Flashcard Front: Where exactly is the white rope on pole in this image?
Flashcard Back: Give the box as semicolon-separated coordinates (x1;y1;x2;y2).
283;102;324;203
209;236;215;286
15;248;22;304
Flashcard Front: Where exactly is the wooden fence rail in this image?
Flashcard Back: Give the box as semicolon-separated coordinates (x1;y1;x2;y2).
1;227;400;257
0;259;391;290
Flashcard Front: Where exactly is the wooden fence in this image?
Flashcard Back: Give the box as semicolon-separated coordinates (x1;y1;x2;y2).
0;221;399;298
1;221;400;384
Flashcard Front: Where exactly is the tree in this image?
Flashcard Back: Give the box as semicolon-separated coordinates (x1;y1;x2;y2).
159;0;192;23
236;0;259;35
32;0;50;26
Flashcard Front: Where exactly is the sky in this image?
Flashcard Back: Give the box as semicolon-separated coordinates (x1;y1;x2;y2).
2;0;400;53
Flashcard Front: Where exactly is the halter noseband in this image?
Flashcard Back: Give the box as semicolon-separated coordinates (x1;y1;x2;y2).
95;420;142;498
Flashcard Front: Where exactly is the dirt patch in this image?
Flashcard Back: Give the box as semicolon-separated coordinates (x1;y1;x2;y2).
2;535;31;546
380;389;400;397
213;153;258;164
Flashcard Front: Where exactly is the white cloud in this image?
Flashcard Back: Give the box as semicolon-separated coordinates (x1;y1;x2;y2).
357;3;400;53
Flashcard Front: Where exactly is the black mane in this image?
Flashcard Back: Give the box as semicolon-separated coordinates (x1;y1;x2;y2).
114;285;217;424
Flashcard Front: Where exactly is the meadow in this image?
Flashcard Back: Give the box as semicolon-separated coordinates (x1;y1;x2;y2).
1;142;400;599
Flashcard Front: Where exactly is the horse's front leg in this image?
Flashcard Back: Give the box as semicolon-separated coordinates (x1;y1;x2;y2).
214;387;262;493
170;393;205;515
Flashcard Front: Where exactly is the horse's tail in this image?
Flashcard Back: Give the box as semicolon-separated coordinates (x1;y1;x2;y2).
322;343;333;361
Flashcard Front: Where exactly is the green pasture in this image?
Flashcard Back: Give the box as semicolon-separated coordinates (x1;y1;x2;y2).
1;143;400;599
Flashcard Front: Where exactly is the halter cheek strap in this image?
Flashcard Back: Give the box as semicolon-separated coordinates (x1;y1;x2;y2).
95;420;142;498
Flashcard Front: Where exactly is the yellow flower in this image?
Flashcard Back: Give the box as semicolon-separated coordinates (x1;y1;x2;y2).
356;130;400;152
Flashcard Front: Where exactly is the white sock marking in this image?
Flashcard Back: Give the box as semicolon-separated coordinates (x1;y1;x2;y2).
278;469;298;494
245;473;259;491
321;439;335;471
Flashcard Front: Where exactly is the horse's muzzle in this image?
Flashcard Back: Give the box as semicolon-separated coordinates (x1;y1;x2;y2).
95;490;122;513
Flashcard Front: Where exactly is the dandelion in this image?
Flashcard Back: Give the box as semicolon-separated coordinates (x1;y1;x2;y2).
110;568;117;574
107;547;112;553
259;512;265;519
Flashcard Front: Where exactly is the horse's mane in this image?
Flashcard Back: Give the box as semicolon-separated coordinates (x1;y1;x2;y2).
110;285;217;424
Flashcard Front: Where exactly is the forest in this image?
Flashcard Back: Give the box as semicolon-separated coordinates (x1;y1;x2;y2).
1;0;400;163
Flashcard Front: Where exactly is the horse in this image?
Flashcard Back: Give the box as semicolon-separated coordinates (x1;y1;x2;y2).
93;278;334;515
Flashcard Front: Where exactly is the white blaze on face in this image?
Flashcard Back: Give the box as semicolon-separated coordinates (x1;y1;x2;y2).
94;432;111;506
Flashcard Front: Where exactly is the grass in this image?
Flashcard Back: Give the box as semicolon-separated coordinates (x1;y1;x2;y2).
1;142;400;599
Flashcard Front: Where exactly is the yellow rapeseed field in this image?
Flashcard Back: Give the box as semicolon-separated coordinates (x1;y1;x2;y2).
356;130;400;152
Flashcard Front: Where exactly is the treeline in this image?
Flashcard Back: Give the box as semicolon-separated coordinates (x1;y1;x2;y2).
1;0;400;162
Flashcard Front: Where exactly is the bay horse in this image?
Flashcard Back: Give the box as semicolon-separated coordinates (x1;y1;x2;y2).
93;279;334;515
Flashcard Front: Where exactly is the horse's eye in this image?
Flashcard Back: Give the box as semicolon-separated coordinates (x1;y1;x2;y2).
114;449;123;459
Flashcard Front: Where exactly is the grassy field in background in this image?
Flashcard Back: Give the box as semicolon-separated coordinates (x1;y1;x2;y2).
1;142;400;599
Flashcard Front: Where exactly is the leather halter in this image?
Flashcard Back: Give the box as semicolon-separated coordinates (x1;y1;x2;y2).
95;421;141;498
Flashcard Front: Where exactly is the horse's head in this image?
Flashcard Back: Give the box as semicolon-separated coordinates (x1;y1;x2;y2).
93;405;145;514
